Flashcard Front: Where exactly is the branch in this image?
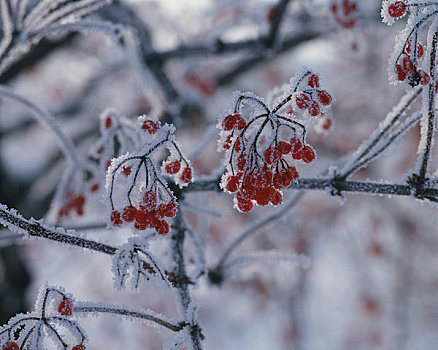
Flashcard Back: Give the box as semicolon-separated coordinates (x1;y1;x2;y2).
73;305;185;332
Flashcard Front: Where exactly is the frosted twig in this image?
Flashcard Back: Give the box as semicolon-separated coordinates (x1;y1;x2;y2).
0;85;81;166
210;191;304;282
340;87;422;179
73;304;185;332
416;30;438;183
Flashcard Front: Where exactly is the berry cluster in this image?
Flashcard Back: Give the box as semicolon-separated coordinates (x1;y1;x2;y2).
110;190;177;235
294;74;333;117
394;54;430;87
219;71;329;213
106;117;193;235
57;192;86;220
0;288;86;350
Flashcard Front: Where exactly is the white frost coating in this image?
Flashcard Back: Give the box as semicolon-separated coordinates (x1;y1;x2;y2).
222;252;311;280
0;0;13;58
111;236;172;291
0;284;87;349
162;327;189;350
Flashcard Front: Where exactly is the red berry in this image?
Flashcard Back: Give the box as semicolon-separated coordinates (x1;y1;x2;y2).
237;153;246;171
3;342;19;350
142;119;160;134
235;115;246;130
226;176;239;193
234;138;242;153
122;166;132;177
317;90;333;106
273;172;284;190
72;346;86;350
223;135;232;149
165;160;181;174
58;298;73;316
307;74;320;88
165;202;178;217
295;93;311;109
104;116;112;129
418;70;430;85
156;220;170;235
90;183;99;193
308;101;321;117
277;141;292;154
143;190;157;210
180;167;192;183
222;114;237;130
290;137;303;154
301;145;316;163
402;56;415;74
110;210;122;226
264;147;281;164
270;189;282;206
122;206;137;222
388;1;406;18
417;43;424;58
255;187;271;206
237;198;253;213
395;64;407;81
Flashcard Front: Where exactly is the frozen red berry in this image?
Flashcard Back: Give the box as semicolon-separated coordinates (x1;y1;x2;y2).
317;90;333;106
72;346;86;350
143;190;157;210
237;198;253;212
3;342;19;350
307;74;320;88
277;141;292;154
165;160;181;174
156;220;170;235
222;114;237;130
58;298;73;316
122;206;137;222
290;137;303;154
110;210;122;226
142;119;160;134
180;167;192;183
296;93;311;109
388;1;406;18
264;147;281;164
300;145;316;163
226;176;239;193
308;101;321;117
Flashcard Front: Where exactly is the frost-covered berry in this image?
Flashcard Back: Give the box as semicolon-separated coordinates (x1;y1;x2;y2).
58;298;73;316
264;147;281;164
307;74;320;88
308;101;321;117
157;220;170;235
165;160;181;174
180;167;192;183
388;1;406;18
142;119;160;134
122;206;137;222
222;114;237;130
3;342;19;350
104;116;112;129
317;90;333;106
290;137;302;154
300;145;316;163
296;93;311;109
72;346;86;350
277;141;292;154
143;190;157;210
110;210;122;226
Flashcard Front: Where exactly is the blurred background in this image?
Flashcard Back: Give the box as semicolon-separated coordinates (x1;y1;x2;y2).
0;0;437;349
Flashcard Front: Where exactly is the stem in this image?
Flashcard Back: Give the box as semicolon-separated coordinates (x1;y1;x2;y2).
416;31;438;182
171;213;203;350
73;305;185;332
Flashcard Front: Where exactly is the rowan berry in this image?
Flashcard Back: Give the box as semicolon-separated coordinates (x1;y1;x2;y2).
237;153;246;171
111;210;122;226
317;90;333;106
395;64;407;81
388;1;406;18
222;114;237;130
72;346;86;350
290;137;303;154
143;191;157;210
58;298;73;316
308;101;321;117
235;115;246;130
165;160;181;174
180;167;192;183
237;198;253;212
104;116;112;129
122;206;137;222
307;74;320;88
296;93;311;109
264;147;281;164
277;141;292;154
164;202;178;217
270;188;282;206
142;119;160;134
2;342;19;350
157;220;170;235
300;145;316;163
226;176;239;193
273;172;283;190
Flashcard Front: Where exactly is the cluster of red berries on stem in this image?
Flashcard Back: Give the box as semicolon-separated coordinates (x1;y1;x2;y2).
294;74;333;117
57;191;85;220
107;119;193;235
110;190;177;235
220;71;327;213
